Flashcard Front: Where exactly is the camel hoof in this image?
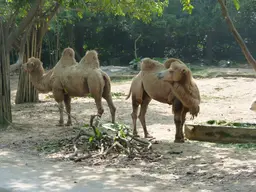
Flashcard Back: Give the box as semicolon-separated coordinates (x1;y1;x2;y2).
56;123;64;127
65;122;72;126
145;134;155;139
174;139;185;143
133;133;140;138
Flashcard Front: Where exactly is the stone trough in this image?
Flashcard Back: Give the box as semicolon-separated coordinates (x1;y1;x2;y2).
185;122;256;143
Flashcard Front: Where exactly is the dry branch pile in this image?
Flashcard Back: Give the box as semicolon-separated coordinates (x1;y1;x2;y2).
68;115;156;162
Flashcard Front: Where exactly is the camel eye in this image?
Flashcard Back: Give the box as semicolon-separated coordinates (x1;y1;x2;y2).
169;70;174;74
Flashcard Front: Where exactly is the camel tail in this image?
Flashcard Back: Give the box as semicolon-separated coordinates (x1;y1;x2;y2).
125;86;131;100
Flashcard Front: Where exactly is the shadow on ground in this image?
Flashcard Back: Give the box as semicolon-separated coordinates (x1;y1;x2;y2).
0;139;255;192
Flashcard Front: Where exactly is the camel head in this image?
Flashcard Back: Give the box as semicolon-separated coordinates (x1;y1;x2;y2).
61;47;75;59
79;50;100;68
157;58;191;83
22;57;43;73
250;100;256;112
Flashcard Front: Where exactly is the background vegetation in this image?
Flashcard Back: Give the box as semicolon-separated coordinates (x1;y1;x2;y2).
38;0;256;68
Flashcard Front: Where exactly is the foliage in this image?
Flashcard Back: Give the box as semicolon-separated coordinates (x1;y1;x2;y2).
206;120;256;128
129;57;142;70
39;0;256;68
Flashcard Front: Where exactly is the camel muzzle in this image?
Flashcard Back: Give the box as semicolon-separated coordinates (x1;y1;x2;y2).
156;70;166;80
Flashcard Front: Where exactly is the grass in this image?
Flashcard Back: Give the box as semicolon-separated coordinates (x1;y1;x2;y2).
215;143;256;150
205;120;256;128
36;138;72;154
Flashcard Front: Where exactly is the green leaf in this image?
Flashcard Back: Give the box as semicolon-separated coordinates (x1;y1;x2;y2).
89;136;94;143
233;0;240;10
95;128;101;138
77;11;83;19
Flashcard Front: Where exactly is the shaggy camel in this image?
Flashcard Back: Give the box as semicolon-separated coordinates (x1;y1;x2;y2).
126;58;200;142
51;48;116;126
23;48;116;126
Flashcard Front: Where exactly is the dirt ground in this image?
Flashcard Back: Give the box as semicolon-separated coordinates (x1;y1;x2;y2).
1;69;256;191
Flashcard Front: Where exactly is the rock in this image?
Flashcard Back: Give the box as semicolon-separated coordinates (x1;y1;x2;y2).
101;66;134;76
218;60;233;67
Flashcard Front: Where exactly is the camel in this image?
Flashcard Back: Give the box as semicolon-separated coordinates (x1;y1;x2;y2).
22;48;116;126
126;58;200;142
51;48;116;126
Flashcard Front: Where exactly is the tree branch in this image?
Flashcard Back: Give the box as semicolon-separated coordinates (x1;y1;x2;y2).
10;23;33;72
7;0;44;51
134;34;141;59
218;0;256;71
37;2;60;50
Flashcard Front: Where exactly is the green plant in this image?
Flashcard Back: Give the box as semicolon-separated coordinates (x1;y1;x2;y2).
152;57;167;63
129;57;142;70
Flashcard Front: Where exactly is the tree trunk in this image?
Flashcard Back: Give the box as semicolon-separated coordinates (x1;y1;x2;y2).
15;26;42;104
205;30;213;64
218;0;256;71
0;21;12;127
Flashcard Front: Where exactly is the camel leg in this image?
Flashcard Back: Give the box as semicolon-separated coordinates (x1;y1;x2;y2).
93;95;104;118
138;93;152;138
172;98;188;143
64;94;72;126
56;102;64;126
102;93;116;124
131;95;140;137
53;89;65;126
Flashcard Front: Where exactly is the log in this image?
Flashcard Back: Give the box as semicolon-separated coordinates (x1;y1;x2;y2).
185;124;256;143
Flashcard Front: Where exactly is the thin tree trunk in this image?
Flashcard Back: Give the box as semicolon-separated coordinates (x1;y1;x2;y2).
15;26;40;104
134;34;141;59
0;20;12;127
218;0;256;71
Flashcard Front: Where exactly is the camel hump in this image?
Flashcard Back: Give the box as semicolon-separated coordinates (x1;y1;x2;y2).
140;58;163;72
79;50;100;69
164;58;183;69
62;47;75;58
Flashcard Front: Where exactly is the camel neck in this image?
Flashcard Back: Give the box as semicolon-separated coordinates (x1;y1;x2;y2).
30;68;44;84
29;68;52;93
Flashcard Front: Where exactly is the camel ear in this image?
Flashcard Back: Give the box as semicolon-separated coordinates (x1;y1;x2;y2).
182;68;187;74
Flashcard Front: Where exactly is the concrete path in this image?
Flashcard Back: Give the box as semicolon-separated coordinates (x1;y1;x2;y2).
0;150;150;192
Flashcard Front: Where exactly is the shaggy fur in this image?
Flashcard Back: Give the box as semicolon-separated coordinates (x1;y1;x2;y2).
53;47;77;75
126;58;200;142
159;58;201;116
22;57;53;93
78;50;100;69
162;58;190;82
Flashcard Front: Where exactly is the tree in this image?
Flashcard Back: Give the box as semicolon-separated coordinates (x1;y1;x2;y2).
217;0;256;71
0;0;169;127
0;0;43;127
182;0;256;70
15;2;60;104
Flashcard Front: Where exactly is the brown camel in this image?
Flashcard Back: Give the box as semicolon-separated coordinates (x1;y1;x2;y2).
22;48;116;126
126;58;200;142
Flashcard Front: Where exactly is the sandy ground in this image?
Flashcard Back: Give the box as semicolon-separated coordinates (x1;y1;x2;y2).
0;71;256;191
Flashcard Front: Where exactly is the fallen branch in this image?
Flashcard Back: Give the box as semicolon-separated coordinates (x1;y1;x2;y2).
67;115;155;162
